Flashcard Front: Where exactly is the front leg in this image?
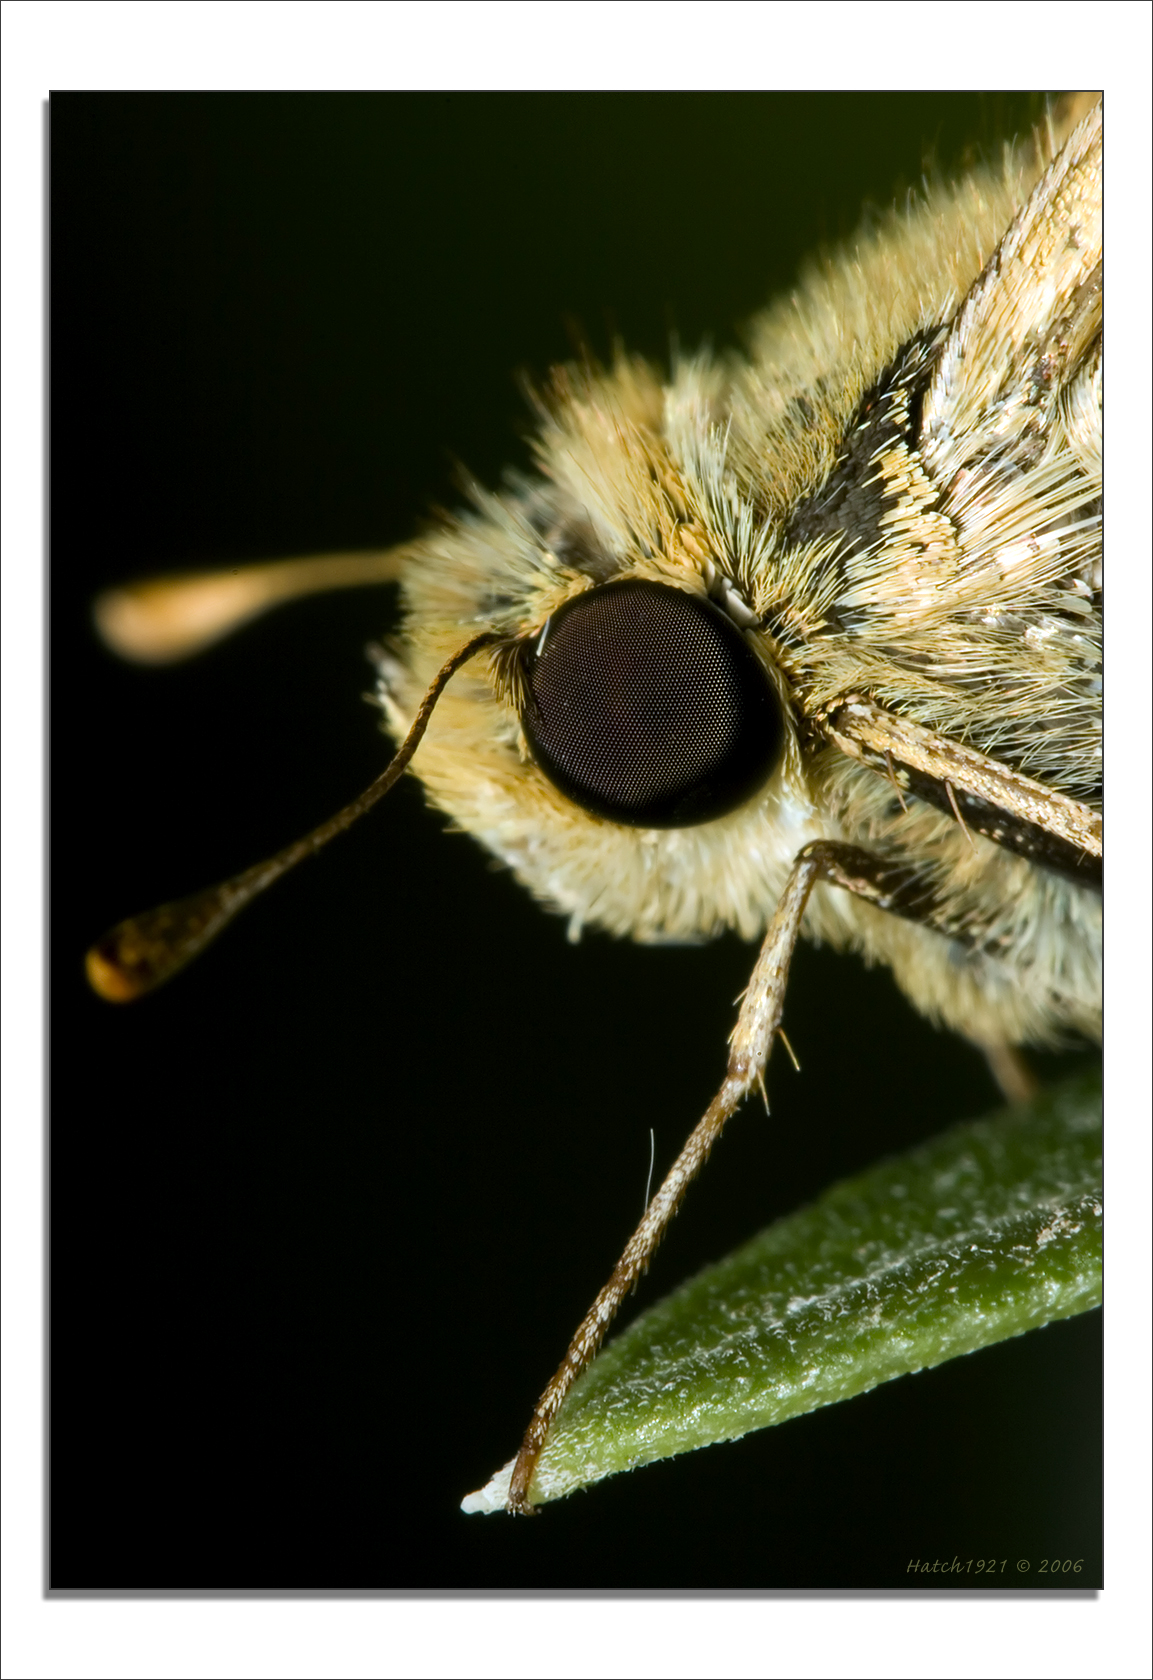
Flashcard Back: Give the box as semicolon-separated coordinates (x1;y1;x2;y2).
500;839;921;1516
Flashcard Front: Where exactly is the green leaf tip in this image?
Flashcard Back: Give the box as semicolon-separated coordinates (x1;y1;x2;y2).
466;1073;1101;1512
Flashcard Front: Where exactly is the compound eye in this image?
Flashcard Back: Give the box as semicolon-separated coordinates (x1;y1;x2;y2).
520;578;783;828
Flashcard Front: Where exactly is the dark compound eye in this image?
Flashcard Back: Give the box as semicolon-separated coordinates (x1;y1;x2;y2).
520;578;783;828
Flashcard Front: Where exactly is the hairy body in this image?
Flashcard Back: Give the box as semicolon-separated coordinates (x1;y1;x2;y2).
380;99;1101;1057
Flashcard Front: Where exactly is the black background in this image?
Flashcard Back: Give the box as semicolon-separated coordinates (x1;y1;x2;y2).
51;92;1100;1590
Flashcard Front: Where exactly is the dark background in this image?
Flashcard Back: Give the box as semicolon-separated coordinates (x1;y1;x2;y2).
51;92;1100;1591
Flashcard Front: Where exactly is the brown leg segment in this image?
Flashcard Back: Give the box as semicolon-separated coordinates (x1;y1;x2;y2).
506;838;914;1514
977;1040;1040;1106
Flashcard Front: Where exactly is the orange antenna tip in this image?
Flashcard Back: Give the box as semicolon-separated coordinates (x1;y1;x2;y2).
94;548;414;665
85;629;497;1001
85;942;149;1004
